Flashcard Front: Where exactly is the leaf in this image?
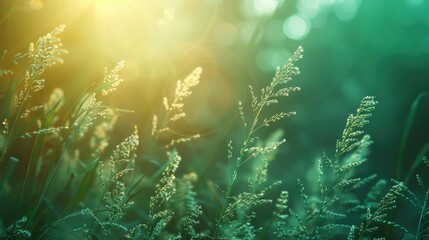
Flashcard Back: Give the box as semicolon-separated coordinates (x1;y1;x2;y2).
28;98;62;177
67;157;100;212
397;92;428;180
403;142;429;184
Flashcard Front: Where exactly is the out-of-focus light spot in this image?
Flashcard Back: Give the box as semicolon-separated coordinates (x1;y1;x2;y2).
264;20;285;44
240;0;257;18
297;0;336;18
241;0;282;17
405;0;423;6
213;22;238;46
28;0;43;10
334;0;361;21
297;0;320;18
253;0;278;15
283;14;311;40
256;48;291;72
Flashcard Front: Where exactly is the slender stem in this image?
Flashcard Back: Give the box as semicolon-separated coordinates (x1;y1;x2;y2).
310;160;335;237
396;92;428;180
213;91;270;238
416;188;429;239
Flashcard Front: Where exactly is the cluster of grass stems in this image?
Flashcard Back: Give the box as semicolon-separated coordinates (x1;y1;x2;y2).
0;26;428;240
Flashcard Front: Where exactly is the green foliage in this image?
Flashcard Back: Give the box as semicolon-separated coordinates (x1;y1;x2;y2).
0;25;427;240
169;172;203;239
0;217;31;240
212;46;303;239
153;67;202;148
144;150;181;239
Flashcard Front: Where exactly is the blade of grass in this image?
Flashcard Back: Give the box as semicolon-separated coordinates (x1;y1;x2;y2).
404;143;429;185
30;80;117;228
416;188;429;239
66;157;100;212
396;92;429;180
388;93;429;238
32;84;98;218
0;156;19;199
18;98;62;219
31;99;63;177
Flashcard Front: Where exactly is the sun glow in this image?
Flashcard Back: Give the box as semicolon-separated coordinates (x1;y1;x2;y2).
93;0;135;14
94;0;133;6
89;0;182;61
0;0;232;132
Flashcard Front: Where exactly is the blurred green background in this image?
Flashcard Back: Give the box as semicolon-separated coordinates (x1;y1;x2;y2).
1;0;428;191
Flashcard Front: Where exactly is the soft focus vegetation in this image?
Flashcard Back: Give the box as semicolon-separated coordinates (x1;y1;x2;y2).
0;0;428;239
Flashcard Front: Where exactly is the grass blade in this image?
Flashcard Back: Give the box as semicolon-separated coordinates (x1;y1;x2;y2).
396;92;429;180
67;157;100;212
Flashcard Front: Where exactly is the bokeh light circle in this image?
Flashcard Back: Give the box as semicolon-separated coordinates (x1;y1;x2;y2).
283;14;311;40
334;0;361;21
253;0;278;15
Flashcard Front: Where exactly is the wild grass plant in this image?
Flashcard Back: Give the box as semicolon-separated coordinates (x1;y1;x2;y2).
0;26;427;240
